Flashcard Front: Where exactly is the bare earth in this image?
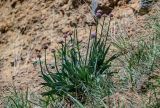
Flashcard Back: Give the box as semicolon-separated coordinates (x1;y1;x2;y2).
0;0;159;106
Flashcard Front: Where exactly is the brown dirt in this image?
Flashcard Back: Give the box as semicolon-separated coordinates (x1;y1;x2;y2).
0;0;159;106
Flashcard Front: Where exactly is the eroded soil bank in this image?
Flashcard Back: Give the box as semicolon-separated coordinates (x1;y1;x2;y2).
0;0;159;106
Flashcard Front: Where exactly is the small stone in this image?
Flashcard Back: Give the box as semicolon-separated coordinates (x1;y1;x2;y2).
10;62;14;67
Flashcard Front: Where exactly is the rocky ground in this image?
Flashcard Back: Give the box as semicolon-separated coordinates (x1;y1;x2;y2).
0;0;159;106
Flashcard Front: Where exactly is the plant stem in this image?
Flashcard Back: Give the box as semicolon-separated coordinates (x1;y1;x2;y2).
95;19;98;42
44;49;50;73
104;17;111;45
38;57;44;74
85;26;92;65
100;17;106;37
61;43;64;71
64;38;67;62
54;52;59;73
75;27;82;65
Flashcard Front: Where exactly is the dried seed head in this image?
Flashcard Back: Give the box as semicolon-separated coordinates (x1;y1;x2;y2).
51;49;56;53
37;54;41;58
42;45;48;49
57;39;64;44
35;49;40;53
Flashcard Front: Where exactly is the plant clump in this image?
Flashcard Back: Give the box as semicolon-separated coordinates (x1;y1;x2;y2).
37;10;120;107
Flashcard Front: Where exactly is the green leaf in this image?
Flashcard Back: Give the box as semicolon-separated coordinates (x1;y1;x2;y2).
67;93;85;108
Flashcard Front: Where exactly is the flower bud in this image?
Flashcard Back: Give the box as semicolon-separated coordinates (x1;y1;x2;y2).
96;12;102;18
91;32;96;38
102;14;107;17
68;31;73;35
63;34;68;39
109;13;113;18
97;9;103;14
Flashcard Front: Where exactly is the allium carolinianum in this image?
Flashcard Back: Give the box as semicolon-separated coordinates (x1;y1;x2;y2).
95;9;103;18
63;33;68;39
97;9;103;14
91;32;96;38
